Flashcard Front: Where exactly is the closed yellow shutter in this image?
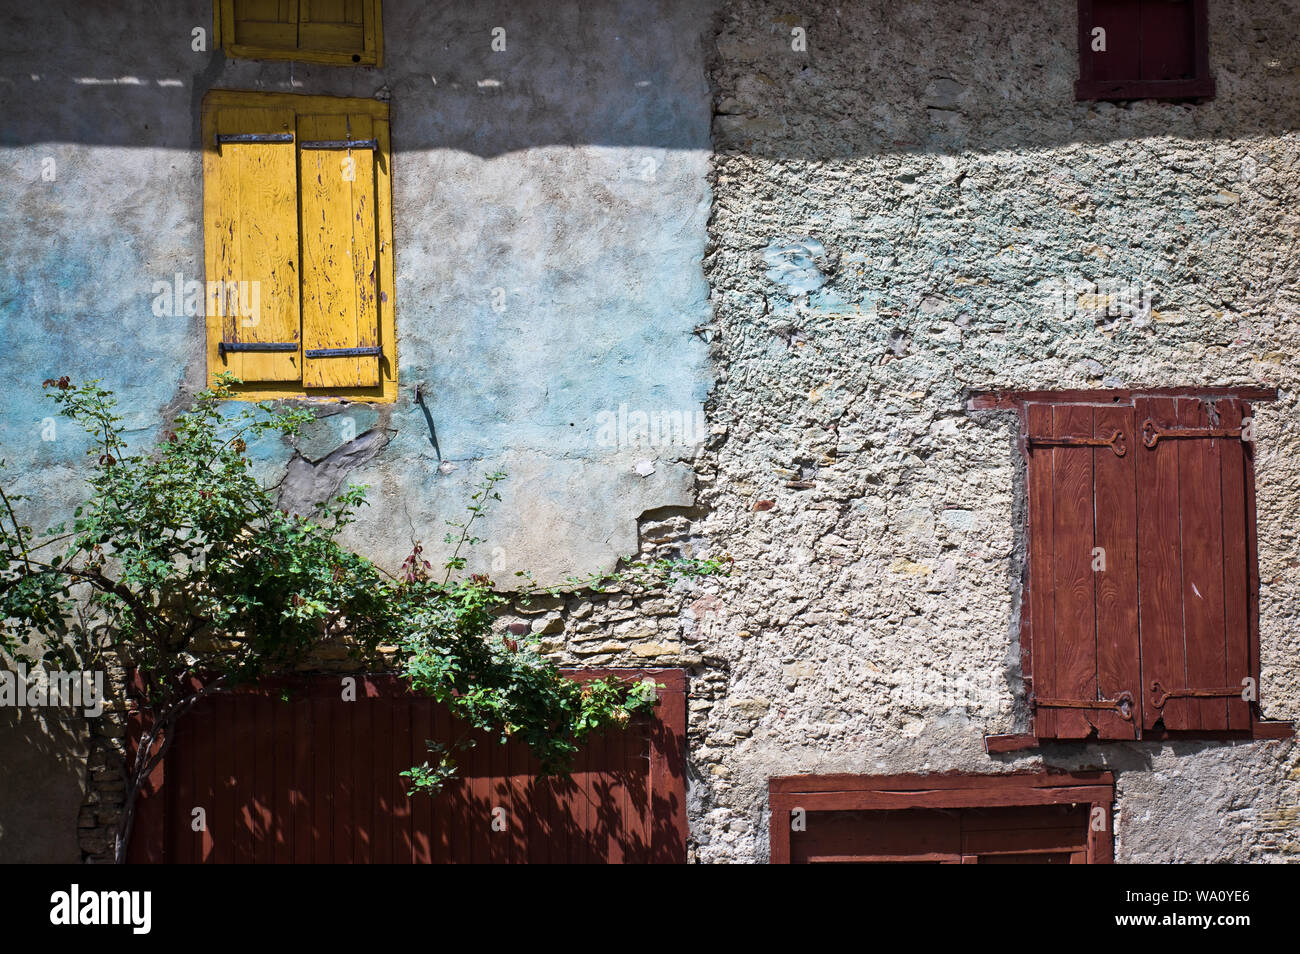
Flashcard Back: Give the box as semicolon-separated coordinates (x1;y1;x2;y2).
203;104;302;383
297;113;381;389
226;0;299;50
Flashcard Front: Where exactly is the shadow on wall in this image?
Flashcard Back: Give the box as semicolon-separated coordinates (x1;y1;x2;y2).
0;700;88;862
0;0;717;154
2;1;1298;155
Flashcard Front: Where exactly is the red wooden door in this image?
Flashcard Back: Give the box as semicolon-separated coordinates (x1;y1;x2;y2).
129;669;687;863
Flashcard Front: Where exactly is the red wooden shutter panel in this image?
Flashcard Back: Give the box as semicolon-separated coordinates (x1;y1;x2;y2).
1025;402;1141;740
1088;0;1142;83
1134;396;1253;733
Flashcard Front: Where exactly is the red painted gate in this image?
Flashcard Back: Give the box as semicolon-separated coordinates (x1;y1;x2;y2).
129;669;687;863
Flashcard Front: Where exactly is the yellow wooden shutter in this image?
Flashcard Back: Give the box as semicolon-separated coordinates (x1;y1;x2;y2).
203;104;302;383
226;0;299;50
297;113;381;389
298;0;368;56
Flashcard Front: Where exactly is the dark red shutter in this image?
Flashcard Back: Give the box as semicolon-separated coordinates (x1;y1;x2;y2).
1088;0;1142;84
1025;402;1141;740
1135;396;1253;733
1076;0;1214;101
1139;0;1196;81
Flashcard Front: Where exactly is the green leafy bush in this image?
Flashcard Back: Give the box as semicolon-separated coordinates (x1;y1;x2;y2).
0;377;728;861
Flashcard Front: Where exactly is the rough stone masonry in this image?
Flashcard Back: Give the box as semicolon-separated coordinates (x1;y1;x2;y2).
686;0;1300;862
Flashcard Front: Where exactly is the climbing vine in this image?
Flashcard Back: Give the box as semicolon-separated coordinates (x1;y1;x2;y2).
0;377;728;860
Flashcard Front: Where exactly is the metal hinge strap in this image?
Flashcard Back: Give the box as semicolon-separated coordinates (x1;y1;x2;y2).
1027;429;1127;457
1150;681;1243;709
1142;419;1243;448
219;341;298;355
304;346;382;359
298;139;379;150
1035;690;1135;721
215;133;294;150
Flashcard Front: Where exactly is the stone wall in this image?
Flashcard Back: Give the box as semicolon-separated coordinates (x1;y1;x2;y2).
692;0;1300;862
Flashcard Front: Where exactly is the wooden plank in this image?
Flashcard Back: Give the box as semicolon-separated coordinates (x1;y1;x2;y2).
566;728;591;863
410;697;434;864
310;690;332;864
298;21;366;52
211;695;235;863
332;682;353;863
231;0;298;49
1051;403;1100;738
773;785;1117;813
352;677;374;863
170;708;193;865
292;693;312;864
391;685;413;863
1244;401;1263;722
1136;396;1190;730
961;828;1087;854
509;724;538;864
960;803;1090;832
198;698;218;863
487;735;510;864
794;809;962;863
1089;799;1114;863
1218;399;1251;730
1139;0;1195;81
250;692;274;860
1178;398;1229;731
298;113;380;389
983;732;1040;754
125;709;165;863
233;694;258;862
1092;403;1141;738
769;794;794;864
769;770;1115;795
1090;0;1143;83
371;685;393;864
624;718;651;863
1026;402;1058;738
271;693;293;863
649;677;688;862
219;106;301;383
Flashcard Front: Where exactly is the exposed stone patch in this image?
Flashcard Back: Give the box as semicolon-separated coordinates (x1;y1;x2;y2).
278;426;394;516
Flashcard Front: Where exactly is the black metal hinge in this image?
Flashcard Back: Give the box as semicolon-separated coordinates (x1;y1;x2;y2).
304;346;382;358
219;341;297;356
215;133;294;151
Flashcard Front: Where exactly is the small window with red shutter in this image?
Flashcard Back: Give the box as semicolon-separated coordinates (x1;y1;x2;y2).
969;389;1293;750
1076;0;1215;101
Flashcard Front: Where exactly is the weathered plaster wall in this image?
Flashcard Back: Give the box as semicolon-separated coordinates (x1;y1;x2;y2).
0;0;716;860
693;0;1300;862
0;0;714;582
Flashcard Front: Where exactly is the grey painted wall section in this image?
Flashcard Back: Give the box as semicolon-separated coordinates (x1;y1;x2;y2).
0;0;715;859
0;0;714;582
